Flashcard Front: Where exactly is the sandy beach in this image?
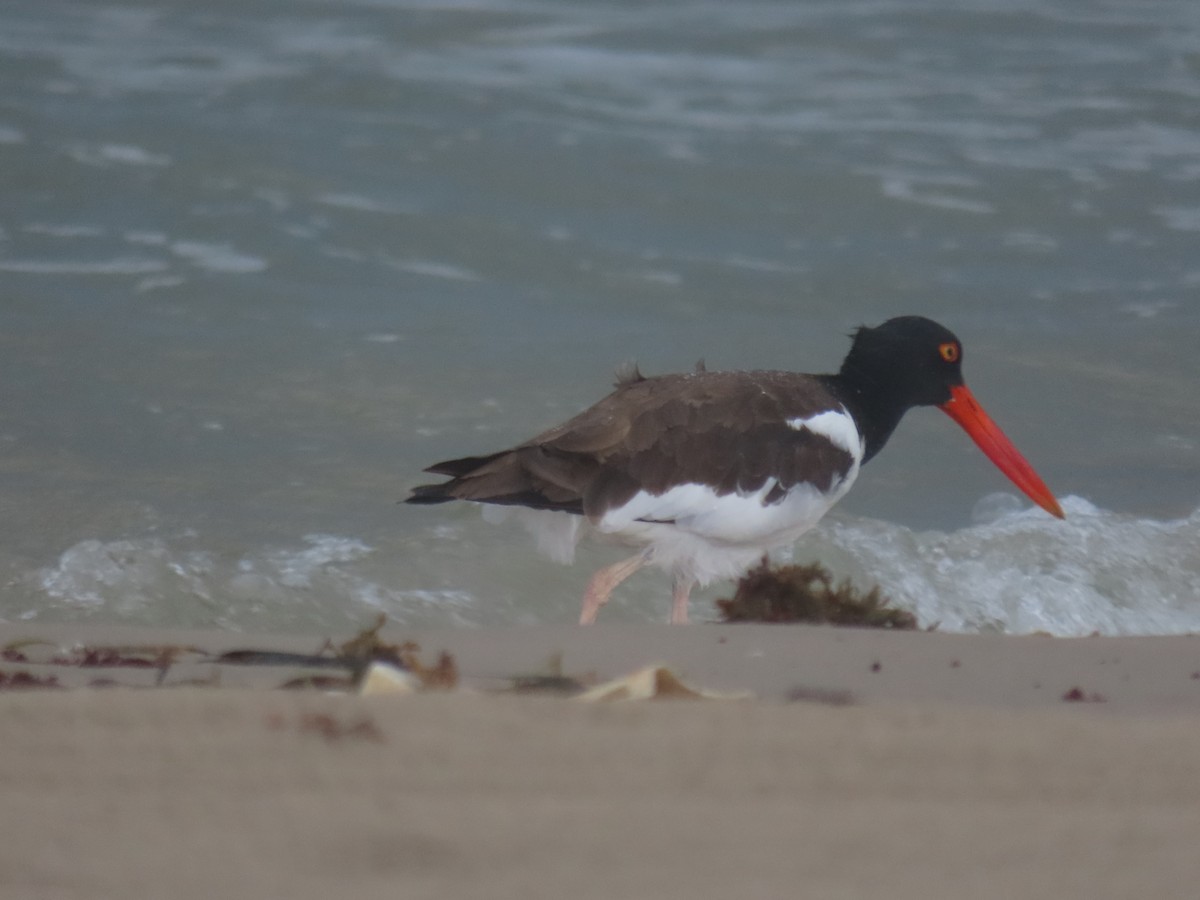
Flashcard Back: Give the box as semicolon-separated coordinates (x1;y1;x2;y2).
3;621;1200;899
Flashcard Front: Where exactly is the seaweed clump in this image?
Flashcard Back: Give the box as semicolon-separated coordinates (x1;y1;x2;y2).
715;561;916;630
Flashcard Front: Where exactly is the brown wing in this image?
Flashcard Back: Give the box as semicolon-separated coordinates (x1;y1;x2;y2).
405;371;855;519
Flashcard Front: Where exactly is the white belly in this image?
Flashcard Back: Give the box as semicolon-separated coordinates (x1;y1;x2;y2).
593;470;859;584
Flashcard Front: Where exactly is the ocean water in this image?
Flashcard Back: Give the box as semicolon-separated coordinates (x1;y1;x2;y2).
1;0;1198;635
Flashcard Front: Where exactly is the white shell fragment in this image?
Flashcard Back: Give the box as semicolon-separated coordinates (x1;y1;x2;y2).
574;665;753;702
358;662;419;695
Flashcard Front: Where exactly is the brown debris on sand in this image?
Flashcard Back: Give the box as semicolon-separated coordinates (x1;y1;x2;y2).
1061;686;1107;703
2;616;460;694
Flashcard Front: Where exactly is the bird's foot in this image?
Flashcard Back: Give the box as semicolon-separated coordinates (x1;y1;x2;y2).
579;551;652;624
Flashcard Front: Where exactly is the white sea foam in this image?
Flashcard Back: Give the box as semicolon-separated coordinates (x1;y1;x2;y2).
804;496;1200;637
35;538;215;614
123;230;169;246
1155;206;1200;231
381;256;480;281
67;143;171;167
0;257;169;275
316;192;416;215
170;241;268;274
19;534;479;630
878;173;995;214
24;223;105;238
12;499;1200;634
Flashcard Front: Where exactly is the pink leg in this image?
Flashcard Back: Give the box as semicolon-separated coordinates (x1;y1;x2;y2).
669;575;695;625
579;552;651;624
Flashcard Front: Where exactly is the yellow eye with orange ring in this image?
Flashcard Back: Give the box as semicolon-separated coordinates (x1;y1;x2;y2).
938;342;960;363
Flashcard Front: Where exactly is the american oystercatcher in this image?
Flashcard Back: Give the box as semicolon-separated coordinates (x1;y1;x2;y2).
407;316;1064;624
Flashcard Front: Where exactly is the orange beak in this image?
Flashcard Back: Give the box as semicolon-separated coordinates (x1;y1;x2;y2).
939;384;1065;519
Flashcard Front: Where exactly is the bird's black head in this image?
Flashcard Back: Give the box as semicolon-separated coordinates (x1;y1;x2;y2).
840;315;964;408
829;316;1064;518
830;316;965;462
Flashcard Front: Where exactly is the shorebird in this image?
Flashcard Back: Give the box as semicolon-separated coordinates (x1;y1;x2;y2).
407;316;1064;624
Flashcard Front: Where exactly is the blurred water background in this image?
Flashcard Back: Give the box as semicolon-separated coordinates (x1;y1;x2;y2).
1;0;1198;634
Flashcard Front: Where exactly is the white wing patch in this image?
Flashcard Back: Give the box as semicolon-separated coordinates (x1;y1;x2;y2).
785;407;864;459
